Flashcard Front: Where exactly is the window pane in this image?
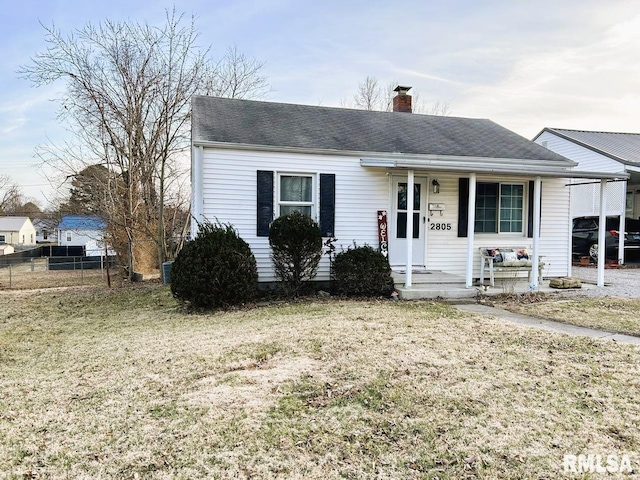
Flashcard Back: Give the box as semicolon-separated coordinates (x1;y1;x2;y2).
280;205;312;216
414;184;421;211
281;176;312;202
397;212;407;238
499;183;524;233
398;183;407;210
475;182;498;233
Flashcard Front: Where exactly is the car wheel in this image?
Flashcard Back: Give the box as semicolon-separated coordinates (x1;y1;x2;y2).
589;243;599;261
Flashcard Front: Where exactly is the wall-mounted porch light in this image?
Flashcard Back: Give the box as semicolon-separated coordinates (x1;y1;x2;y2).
432;179;440;194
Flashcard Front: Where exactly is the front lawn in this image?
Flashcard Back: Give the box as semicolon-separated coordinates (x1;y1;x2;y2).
1;285;638;478
495;296;640;337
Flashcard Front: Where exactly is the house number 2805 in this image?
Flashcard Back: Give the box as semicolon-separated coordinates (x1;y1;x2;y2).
430;223;452;231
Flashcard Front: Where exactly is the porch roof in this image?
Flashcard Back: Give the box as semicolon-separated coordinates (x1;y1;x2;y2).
360;156;629;180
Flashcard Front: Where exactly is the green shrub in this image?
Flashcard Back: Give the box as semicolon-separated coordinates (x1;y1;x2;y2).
171;222;257;309
269;211;323;297
332;245;394;297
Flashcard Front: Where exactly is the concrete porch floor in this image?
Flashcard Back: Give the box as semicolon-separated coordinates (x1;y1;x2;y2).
391;270;593;299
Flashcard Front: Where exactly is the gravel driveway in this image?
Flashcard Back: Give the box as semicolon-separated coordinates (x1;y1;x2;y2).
570;266;640;298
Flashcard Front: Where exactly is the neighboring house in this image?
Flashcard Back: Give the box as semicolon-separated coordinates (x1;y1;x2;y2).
33;217;59;244
57;215;112;256
0;244;15;255
533;128;639;263
191;88;626;292
0;217;37;246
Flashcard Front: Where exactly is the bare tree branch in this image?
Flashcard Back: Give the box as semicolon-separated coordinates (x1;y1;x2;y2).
20;9;269;276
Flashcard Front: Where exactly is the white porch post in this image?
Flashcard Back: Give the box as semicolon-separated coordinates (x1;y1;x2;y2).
465;173;477;288
405;170;414;287
530;176;542;290
597;179;607;287
619;181;627;265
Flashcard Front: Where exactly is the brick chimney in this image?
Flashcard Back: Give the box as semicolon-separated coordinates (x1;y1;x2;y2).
392;85;412;113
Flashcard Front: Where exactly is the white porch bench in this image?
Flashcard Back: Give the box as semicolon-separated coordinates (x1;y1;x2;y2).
479;247;545;287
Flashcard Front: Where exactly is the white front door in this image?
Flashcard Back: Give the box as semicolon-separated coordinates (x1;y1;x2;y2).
388;177;427;266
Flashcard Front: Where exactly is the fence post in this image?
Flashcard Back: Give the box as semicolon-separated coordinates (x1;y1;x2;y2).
9;264;11;288
80;258;84;285
31;258;34;272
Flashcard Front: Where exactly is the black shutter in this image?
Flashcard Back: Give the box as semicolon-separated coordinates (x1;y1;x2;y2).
257;170;274;237
527;180;534;238
319;174;336;237
458;177;469;237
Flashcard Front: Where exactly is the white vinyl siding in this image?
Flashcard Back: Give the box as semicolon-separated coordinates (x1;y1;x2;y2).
423;173;571;280
199;149;573;282
200;148;389;282
535;131;626;217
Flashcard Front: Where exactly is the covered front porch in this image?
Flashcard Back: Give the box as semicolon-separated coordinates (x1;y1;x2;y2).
362;157;629;297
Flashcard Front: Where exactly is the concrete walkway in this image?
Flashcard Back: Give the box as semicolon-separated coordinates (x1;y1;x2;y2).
454;303;640;346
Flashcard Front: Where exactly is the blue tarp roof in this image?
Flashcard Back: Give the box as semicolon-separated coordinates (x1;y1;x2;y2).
57;215;106;231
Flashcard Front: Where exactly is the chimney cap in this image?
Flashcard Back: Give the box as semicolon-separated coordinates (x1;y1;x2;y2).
393;85;412;94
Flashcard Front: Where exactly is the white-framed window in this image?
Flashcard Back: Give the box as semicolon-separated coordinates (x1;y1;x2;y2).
43;229;48;240
475;182;525;234
277;173;315;217
0;234;5;243
67;232;72;242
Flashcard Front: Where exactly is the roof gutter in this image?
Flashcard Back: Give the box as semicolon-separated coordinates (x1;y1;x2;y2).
360;158;629;180
192;139;578;168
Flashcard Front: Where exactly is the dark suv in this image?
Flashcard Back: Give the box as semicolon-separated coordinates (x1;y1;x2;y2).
572;216;640;261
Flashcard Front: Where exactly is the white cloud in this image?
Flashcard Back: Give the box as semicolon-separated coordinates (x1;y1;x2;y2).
456;12;640;137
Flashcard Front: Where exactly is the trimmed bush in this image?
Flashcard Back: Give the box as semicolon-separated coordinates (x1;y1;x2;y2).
332;245;394;297
269;211;323;297
171;222;257;309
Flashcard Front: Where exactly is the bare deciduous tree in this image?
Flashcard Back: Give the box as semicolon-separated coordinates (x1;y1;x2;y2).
353;76;382;111
20;9;268;278
0;175;24;215
347;76;452;115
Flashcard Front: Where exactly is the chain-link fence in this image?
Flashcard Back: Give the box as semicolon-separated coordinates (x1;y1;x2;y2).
0;257;118;289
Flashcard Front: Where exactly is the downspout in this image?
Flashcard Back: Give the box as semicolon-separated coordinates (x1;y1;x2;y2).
465;173;476;288
530;177;542;290
405;170;414;287
191;145;204;239
597;179;607;287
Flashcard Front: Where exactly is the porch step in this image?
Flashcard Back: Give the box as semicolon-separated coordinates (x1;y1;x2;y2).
396;285;477;300
391;270;464;285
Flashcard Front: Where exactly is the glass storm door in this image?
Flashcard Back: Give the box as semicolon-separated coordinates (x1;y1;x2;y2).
389;177;427;266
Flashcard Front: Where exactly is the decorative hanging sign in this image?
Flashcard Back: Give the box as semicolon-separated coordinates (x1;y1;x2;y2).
378;210;388;258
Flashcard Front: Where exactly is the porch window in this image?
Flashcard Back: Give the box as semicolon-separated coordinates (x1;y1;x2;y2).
475;182;524;234
278;174;314;217
396;182;421;239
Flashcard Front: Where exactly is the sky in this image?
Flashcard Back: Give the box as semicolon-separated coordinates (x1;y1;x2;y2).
2;0;640;207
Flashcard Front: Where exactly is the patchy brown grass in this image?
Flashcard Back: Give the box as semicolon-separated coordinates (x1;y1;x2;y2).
495;295;640;337
1;285;639;478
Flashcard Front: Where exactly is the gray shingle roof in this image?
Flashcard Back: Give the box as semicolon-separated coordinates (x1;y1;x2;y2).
192;96;571;164
0;216;31;231
542;128;640;166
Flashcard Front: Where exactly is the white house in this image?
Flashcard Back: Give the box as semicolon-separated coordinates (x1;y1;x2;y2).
533;128;639;264
33;217;59;244
57;215;110;256
191;89;626;295
0;217;37;246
